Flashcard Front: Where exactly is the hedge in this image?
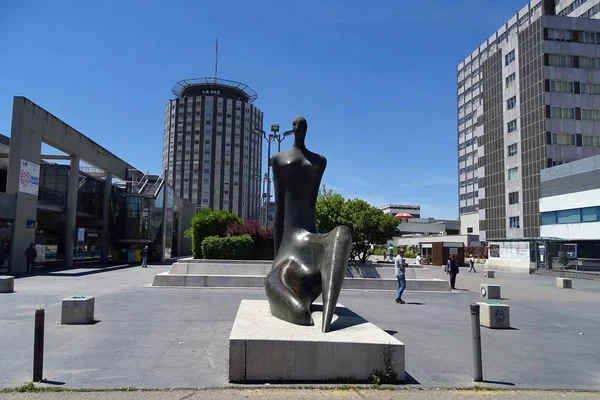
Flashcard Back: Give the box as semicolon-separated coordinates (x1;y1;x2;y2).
201;235;254;260
186;208;241;258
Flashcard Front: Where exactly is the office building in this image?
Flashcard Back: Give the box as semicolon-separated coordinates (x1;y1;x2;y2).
0;97;194;275
458;0;600;242
163;78;264;219
380;204;421;218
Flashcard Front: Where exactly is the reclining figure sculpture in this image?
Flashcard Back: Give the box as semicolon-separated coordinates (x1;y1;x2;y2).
265;117;353;333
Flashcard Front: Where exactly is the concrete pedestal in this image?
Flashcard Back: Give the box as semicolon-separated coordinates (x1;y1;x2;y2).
229;300;405;382
556;277;572;289
477;302;510;329
0;276;14;293
484;270;495;278
481;284;501;299
61;296;95;324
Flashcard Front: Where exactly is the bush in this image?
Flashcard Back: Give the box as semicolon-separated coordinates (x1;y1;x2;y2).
226;219;274;259
186;208;241;258
403;249;417;258
201;235;254;260
465;246;488;260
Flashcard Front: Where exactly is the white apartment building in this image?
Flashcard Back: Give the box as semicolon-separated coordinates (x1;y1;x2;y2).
458;0;600;242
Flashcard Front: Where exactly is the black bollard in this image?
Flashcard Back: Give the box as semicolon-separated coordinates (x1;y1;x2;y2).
470;304;483;382
33;308;45;382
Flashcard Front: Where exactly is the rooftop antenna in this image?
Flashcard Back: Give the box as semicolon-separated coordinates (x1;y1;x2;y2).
214;38;220;83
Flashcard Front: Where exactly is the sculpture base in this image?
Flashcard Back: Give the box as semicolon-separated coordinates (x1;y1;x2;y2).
229;300;405;382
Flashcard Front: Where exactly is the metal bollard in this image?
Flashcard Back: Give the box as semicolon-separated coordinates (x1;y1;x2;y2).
33;308;45;382
470;304;483;382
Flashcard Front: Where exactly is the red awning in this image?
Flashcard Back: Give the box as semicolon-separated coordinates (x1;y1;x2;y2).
394;212;413;219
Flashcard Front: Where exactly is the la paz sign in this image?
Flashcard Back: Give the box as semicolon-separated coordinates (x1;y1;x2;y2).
19;159;40;196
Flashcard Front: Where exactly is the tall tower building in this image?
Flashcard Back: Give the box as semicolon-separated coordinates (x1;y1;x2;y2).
457;0;600;242
163;78;264;219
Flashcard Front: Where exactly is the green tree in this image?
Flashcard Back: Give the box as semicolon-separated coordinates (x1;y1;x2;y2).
315;185;399;263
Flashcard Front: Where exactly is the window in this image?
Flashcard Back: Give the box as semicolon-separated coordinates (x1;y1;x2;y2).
508;143;518;156
550;132;576;145
549;80;574;93
508;167;519;180
580;56;600;70
507;96;517;110
548;54;575;68
507;119;517;133
550;107;575;119
581;207;599;222
505;50;515;66
509;217;520;228
541;212;556;225
506;73;516;88
557;209;581;224
582;135;600;148
580;82;600;95
548;29;573;41
581;108;600;121
578;31;598;44
466;227;473;233
508;191;519;205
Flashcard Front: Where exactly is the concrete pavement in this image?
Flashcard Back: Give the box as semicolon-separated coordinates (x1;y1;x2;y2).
1;263;599;390
0;388;599;399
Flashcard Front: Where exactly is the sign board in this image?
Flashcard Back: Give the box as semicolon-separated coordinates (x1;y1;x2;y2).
77;228;85;242
18;159;40;196
489;241;530;262
27;220;37;229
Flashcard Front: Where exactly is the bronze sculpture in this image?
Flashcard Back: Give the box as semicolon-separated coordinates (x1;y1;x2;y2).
265;117;352;333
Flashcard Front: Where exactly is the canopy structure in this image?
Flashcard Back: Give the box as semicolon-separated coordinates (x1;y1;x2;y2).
394;212;413;219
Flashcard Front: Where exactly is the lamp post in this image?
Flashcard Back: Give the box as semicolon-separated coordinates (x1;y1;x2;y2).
255;124;294;226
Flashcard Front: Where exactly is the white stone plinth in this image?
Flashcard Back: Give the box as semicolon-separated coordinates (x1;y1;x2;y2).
484;270;495;278
229;300;405;382
480;284;501;299
477;302;510;329
556;277;572;289
0;276;14;293
61;296;95;324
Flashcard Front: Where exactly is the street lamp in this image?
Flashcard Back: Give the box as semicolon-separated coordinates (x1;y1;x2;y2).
255;124;294;226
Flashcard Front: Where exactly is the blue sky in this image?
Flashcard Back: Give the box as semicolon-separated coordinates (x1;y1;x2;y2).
0;0;527;219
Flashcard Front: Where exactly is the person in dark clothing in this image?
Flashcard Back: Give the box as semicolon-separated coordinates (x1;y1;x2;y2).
141;246;149;268
24;243;37;275
446;255;459;290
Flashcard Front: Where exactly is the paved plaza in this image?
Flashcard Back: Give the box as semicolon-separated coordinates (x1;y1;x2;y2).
0;263;599;391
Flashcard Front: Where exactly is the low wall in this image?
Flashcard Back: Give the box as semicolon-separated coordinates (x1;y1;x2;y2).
484;258;535;274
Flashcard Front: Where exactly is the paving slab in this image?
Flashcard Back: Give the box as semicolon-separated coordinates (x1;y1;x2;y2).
0;264;599;390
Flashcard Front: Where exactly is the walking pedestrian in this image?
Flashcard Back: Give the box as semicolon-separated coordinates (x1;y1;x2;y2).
24;243;37;275
416;253;422;265
382;249;387;262
141;245;149;268
445;254;459;290
394;248;406;304
469;254;476;273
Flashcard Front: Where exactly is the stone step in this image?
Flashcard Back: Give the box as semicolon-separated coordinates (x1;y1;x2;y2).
152;272;449;291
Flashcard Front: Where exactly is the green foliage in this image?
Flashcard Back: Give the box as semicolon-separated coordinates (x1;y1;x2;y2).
316;185;399;263
371;344;398;385
403;249;417;258
201;235;254;260
189;208;241;258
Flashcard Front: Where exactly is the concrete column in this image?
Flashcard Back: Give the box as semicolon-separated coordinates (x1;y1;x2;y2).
6;97;43;275
64;155;80;268
160;170;168;263
100;172;112;263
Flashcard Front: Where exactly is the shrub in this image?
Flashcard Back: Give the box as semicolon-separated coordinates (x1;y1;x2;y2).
465;246;489;260
403;249;417;258
226;220;274;259
201;235;254;260
187;208;241;258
